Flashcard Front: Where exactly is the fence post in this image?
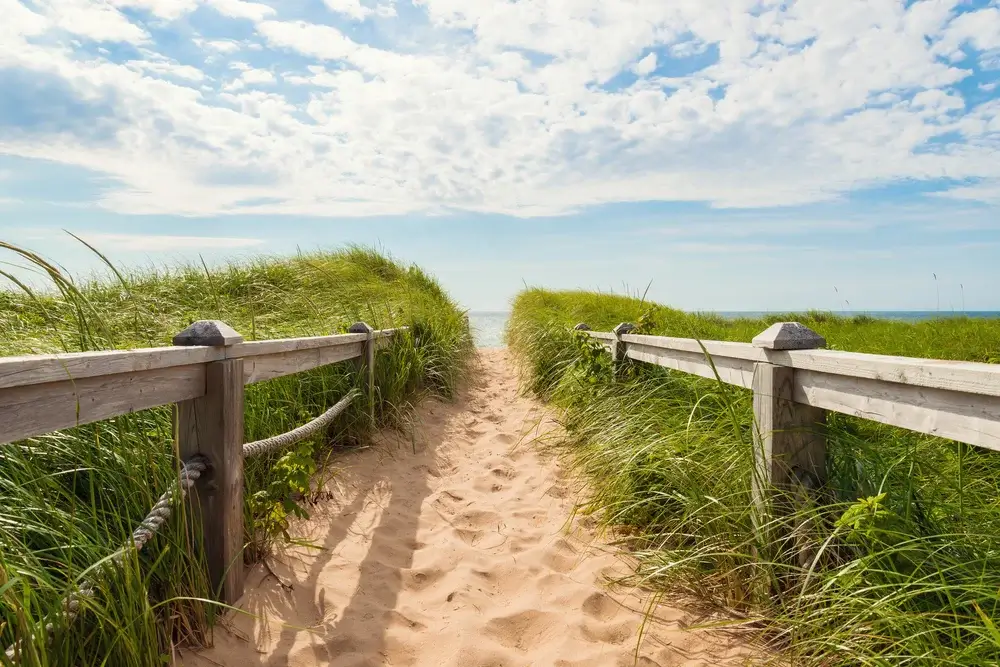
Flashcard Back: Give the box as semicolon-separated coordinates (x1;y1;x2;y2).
751;322;828;515
612;322;635;378
173;320;246;605
349;322;375;424
573;323;591;331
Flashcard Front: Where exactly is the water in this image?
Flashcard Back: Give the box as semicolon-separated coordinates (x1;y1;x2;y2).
468;312;509;348
466;311;1000;348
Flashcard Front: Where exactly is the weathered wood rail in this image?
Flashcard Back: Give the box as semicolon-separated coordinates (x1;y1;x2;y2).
0;320;405;604
576;321;1000;513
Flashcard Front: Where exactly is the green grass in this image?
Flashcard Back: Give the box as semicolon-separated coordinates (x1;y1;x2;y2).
508;288;1000;666
0;244;474;666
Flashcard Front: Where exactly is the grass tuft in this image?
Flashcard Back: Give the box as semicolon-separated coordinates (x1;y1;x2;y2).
508;289;1000;666
0;243;474;666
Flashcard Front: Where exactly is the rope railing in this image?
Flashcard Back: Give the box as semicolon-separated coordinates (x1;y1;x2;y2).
3;389;359;664
243;390;360;459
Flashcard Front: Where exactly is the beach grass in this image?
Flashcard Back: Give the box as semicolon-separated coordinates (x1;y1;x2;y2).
0;244;474;666
507;288;1000;666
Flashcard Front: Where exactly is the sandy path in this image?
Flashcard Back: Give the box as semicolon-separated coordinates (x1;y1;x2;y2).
179;349;754;667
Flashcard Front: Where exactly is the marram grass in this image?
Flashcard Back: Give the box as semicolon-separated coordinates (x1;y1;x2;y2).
0;244;474;666
508;288;1000;667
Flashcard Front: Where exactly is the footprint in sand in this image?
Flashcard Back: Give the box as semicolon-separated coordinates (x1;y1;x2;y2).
542;537;580;573
484;609;562;651
581;591;621;622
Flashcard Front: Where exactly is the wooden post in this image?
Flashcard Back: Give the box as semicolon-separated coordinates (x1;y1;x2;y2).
349;322;375;424
751;322;828;513
173;320;246;605
612;322;636;378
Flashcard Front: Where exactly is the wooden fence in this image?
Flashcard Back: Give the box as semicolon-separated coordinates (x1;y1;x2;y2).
0;320;404;604
576;321;1000;512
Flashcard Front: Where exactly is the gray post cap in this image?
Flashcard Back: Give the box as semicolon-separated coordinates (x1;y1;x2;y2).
348;322;374;335
613;322;636;337
573;323;591;331
173;320;244;346
752;322;826;350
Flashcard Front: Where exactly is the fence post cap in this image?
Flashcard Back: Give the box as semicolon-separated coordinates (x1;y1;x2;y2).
573;323;591;331
613;322;636;337
173;320;243;346
348;322;374;335
753;322;826;350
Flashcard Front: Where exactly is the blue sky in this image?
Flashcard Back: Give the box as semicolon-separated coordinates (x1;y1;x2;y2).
2;0;1000;312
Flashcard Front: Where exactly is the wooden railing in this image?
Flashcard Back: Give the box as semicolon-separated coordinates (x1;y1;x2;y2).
0;320;405;604
576;321;1000;511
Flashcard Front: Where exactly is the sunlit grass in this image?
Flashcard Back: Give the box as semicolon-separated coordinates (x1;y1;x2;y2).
0;243;474;666
508;288;1000;666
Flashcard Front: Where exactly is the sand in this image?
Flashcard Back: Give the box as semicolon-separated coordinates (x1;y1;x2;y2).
178;349;756;667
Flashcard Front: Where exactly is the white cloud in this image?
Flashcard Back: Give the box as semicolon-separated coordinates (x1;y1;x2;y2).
632;52;657;76
324;0;371;21
77;232;264;251
109;0;198;20
37;0;149;44
203;39;242;54
1;0;999;218
204;0;274;21
127;59;206;81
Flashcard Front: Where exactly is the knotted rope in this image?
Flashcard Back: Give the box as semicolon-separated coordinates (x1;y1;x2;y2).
4;390;359;663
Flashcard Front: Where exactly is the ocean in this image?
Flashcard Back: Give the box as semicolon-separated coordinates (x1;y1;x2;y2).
467;311;1000;349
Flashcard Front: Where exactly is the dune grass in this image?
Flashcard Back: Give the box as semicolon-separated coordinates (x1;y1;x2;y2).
508;288;1000;666
0;244;474;666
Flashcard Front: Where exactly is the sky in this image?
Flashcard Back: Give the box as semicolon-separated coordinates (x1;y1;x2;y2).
1;0;999;313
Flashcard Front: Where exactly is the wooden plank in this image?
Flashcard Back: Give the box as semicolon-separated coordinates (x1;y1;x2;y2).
793;369;1000;452
626;342;756;388
228;333;367;359
0;346;224;391
242;343;364;384
621;333;761;361
0;364;206;444
585;331;617;342
175;359;245;605
772;348;1000;398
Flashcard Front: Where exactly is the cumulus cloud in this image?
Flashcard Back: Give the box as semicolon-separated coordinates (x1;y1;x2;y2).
632;53;657;76
0;0;999;217
77;232;264;251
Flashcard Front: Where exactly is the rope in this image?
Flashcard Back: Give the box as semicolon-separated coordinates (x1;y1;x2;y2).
3;457;208;665
4;390;359;663
243;390;360;459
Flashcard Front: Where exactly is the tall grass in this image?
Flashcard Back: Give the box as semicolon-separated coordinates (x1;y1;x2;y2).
0;244;474;666
508;289;1000;666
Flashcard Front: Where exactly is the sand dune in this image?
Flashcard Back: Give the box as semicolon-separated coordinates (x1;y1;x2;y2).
178;349;756;667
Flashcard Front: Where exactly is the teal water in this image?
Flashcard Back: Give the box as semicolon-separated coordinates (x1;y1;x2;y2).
469;312;509;348
468;311;1000;349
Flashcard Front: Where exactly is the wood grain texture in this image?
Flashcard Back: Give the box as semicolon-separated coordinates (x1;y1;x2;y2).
794;369;1000;452
241;343;364;384
752;363;827;503
0;364;206;444
228;333;367;358
175;359;245;605
621;334;760;361
772;349;1000;398
0;346;224;390
625;343;756;388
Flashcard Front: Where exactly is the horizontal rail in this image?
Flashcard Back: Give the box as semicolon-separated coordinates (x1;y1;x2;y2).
0;346;225;390
0;364;207;445
0;327;405;445
625;342;756;389
585;327;1000;451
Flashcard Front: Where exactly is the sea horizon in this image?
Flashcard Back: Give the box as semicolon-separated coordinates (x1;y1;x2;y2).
468;310;1000;348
